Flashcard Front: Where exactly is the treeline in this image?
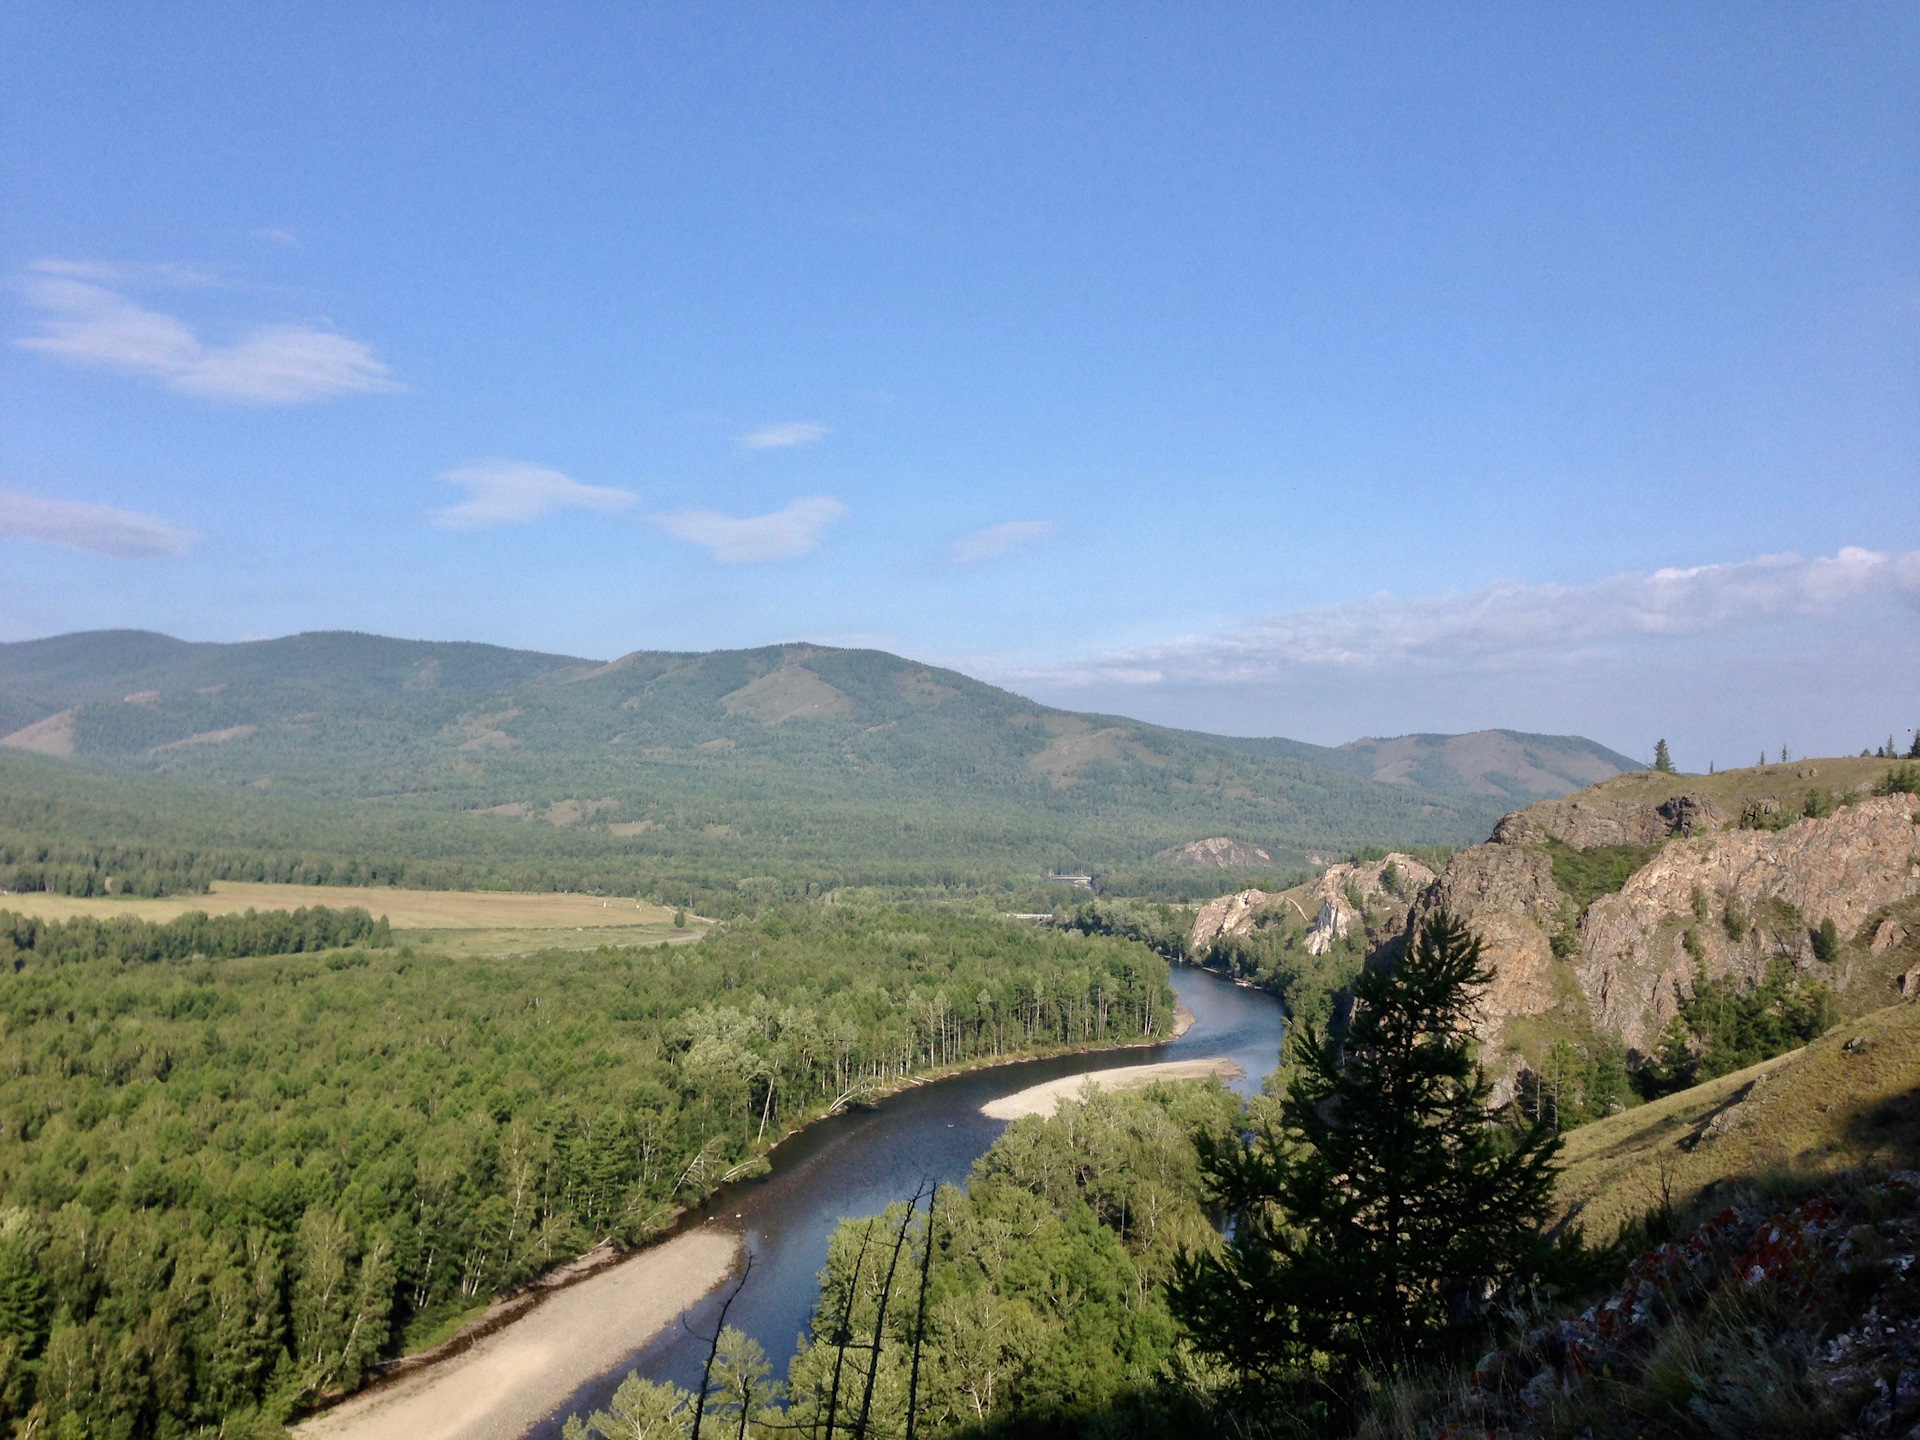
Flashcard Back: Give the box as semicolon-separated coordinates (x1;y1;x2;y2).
0;906;1172;1437
0;906;391;970
0;743;1477;916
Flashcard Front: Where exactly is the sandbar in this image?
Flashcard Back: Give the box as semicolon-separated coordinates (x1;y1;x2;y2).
292;1227;740;1440
981;1057;1243;1120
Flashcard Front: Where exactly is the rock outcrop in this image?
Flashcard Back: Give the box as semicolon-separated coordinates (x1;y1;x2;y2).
1188;888;1295;954
1413;784;1920;1076
1153;836;1273;869
1188;852;1436;957
1577;794;1920;1052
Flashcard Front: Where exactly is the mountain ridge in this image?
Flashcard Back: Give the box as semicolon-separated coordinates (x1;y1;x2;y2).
0;629;1637;877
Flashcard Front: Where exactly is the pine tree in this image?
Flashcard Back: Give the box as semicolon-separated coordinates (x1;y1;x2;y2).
1909;731;1920;761
1171;912;1564;1390
1653;739;1674;773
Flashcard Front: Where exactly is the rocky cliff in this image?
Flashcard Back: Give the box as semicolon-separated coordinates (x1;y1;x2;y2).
1407;759;1920;1089
1188;851;1437;957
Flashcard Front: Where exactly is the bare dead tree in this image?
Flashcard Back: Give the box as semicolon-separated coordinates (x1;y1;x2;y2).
689;1250;755;1440
905;1194;941;1440
854;1183;930;1439
822;1215;877;1440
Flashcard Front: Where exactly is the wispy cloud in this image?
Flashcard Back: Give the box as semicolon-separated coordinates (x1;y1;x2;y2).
739;421;828;451
251;227;299;247
949;520;1056;564
1022;547;1920;688
652;496;847;563
431;461;635;531
0;489;196;558
15;261;397;405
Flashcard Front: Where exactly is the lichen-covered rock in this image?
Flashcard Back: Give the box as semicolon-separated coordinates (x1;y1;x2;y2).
1578;794;1920;1052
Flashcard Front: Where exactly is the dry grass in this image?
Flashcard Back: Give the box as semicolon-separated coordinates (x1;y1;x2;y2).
1566;753;1901;815
1555;996;1920;1240
0;882;693;935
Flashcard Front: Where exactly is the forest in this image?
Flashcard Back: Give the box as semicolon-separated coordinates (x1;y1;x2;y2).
0;906;1171;1437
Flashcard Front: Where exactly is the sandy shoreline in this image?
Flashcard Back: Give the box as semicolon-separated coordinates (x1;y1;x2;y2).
293;1227;740;1440
294;1013;1196;1438
980;1057;1244;1119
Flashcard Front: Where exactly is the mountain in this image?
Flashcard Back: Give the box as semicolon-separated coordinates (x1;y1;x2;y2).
1198;727;1643;801
0;629;1633;884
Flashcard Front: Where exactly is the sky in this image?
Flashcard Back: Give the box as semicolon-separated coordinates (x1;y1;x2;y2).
1;4;1916;769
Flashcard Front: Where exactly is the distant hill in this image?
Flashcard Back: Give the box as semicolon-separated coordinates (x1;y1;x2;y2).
0;629;1634;884
1199;727;1642;801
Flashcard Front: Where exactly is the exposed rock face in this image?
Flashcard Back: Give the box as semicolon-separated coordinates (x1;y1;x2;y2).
1503;792;1704;849
1578;795;1920;1052
1415;791;1920;1072
1189;852;1437;958
1409;842;1566;1046
1188;889;1291;953
1153;836;1273;869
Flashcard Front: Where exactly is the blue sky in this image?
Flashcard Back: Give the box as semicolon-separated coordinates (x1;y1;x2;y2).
2;4;1915;766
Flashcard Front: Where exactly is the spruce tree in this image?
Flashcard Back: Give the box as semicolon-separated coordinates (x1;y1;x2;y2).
1653;739;1674;773
1172;912;1563;1389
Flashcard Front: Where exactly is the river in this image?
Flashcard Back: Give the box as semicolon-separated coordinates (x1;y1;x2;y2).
525;964;1286;1436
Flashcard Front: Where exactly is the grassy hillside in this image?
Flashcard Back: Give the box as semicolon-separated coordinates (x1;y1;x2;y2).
0;631;1609;891
1555;995;1920;1240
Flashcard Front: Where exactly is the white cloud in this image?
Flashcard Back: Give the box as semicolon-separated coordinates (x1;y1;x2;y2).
949;520;1056;564
0;489;195;558
739;421;828;451
15;262;397;405
431;461;636;531
1023;547;1920;688
251;227;299;247
652;496;847;563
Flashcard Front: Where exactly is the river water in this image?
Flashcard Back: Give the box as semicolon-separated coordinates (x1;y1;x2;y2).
525;965;1285;1437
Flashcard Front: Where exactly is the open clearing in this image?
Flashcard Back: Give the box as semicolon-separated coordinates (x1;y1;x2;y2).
293;1227;740;1440
0;881;691;932
981;1057;1244;1119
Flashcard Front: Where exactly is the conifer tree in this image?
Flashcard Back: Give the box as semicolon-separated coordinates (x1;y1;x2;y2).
1171;912;1563;1390
1653;739;1674;773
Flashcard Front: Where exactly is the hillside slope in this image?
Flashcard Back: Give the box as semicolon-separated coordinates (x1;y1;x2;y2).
1401;757;1920;1088
1201;727;1641;801
0;630;1622;874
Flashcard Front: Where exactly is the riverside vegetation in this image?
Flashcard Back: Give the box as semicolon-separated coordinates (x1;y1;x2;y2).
564;914;1588;1440
566;900;1884;1440
0;906;1171;1438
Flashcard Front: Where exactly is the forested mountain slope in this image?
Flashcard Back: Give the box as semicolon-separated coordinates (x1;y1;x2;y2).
0;630;1626;880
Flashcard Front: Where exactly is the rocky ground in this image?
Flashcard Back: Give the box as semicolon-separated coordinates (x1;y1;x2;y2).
1388;1172;1920;1439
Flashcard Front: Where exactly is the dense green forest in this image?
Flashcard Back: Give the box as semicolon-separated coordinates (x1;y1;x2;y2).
0;906;391;968
0;907;1170;1437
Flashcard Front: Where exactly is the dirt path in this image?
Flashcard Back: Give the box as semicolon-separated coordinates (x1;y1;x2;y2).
980;1057;1243;1119
292;1228;740;1440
